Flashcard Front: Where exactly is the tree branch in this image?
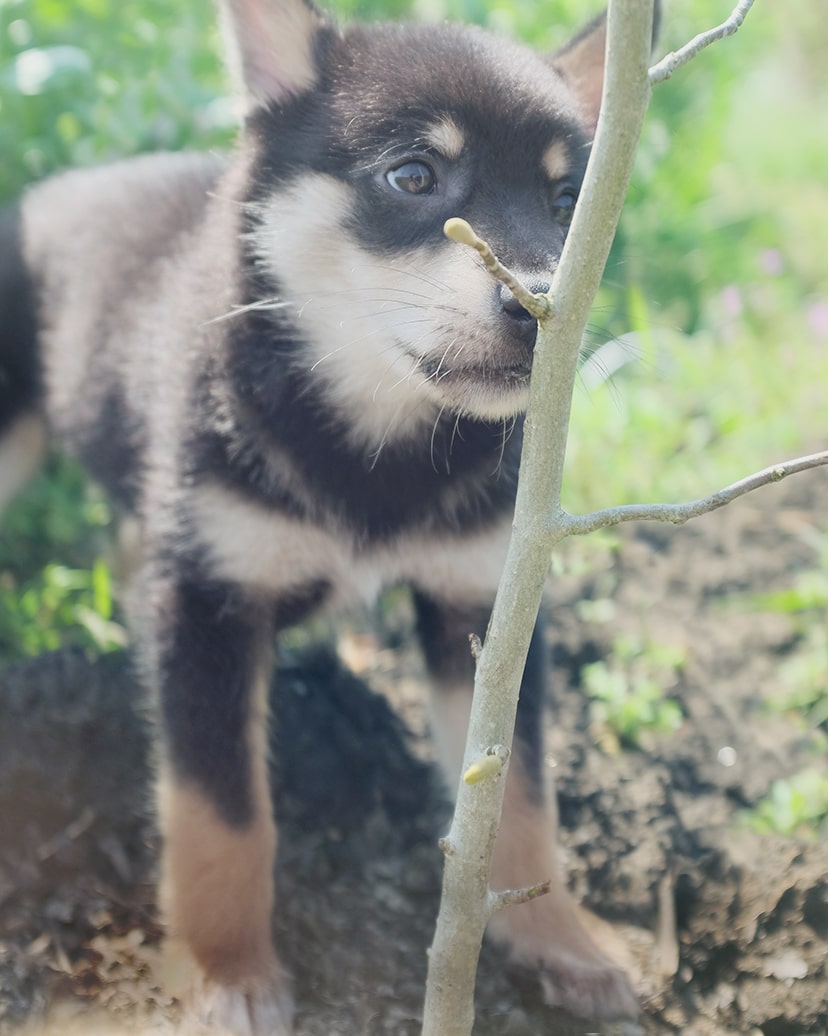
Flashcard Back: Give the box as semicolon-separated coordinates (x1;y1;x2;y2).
421;2;777;1034
489;881;552;915
443;218;551;320
562;450;828;539
420;4;655;1035
649;0;757;84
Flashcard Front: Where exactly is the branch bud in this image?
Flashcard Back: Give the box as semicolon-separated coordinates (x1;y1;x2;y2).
462;744;510;785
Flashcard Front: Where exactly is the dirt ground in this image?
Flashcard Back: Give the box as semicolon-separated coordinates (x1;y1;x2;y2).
0;467;826;1035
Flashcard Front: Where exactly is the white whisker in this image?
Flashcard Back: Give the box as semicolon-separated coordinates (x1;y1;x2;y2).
449;413;463;457
490;416;510;476
430;405;449;474
368;393;437;469
202;298;290;326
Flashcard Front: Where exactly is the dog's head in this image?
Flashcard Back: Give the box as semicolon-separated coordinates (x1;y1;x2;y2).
224;0;610;446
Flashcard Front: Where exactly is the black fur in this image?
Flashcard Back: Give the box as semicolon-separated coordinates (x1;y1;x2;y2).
159;578;272;826
246;24;590;264
0;207;40;435
199;333;523;537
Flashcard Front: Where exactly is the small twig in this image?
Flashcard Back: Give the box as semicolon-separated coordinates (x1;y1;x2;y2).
561;450;828;539
443;218;552;321
438;836;456;856
649;0;757;84
489;880;552;914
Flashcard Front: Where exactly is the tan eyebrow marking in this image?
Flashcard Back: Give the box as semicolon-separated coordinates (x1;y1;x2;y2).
542;140;571;181
423;116;465;159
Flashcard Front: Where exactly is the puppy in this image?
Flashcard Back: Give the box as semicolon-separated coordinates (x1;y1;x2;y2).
0;0;653;1030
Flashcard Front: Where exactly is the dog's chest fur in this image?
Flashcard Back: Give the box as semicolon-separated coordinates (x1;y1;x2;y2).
191;479;514;609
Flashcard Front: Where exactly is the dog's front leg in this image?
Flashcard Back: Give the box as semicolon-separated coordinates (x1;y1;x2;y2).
413;592;638;1023
149;574;291;1036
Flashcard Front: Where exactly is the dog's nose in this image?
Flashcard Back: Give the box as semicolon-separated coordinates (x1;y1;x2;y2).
499;281;550;322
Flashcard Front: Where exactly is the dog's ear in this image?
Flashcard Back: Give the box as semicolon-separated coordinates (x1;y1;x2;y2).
550;11;607;136
550;0;660;136
219;0;333;107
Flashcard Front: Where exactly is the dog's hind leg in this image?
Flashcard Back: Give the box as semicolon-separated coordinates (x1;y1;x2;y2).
414;593;639;1023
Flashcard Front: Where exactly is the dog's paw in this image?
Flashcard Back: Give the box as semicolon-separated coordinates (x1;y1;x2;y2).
164;943;293;1036
488;888;639;1022
537;953;638;1022
178;978;294;1036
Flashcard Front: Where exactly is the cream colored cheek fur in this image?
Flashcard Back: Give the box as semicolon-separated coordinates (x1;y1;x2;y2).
252;174;509;446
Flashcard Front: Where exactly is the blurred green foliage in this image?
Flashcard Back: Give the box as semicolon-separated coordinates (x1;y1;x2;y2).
582;634;686;750
0;0;229;196
747;768;828;840
0;454;123;657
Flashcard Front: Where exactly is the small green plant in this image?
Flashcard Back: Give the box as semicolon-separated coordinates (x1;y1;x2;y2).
0;558;126;658
747;768;828;840
748;572;828;615
736;528;828;735
770;626;828;732
0;457;123;661
582;634;685;751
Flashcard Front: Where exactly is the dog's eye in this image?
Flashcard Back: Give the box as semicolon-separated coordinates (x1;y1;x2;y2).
385;160;437;195
551;189;578;225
